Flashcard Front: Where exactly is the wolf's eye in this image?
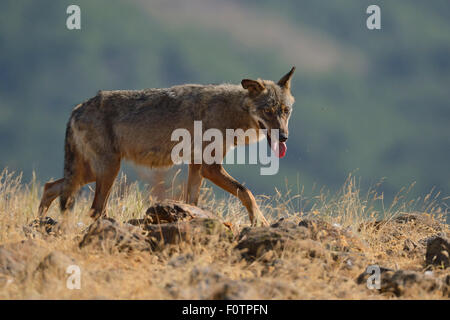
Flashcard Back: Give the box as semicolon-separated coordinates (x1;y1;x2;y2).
263;108;273;116
282;105;291;114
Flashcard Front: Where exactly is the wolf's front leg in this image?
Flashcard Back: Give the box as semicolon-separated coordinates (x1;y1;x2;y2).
200;164;269;227
186;164;203;205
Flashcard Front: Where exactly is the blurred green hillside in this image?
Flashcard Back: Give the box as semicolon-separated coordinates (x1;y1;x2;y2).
0;0;449;204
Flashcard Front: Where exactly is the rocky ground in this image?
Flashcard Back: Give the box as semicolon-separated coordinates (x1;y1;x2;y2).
1;199;449;299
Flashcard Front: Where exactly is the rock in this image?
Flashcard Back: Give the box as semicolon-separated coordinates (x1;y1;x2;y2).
443;275;450;298
356;266;394;286
357;266;448;297
32;251;78;292
445;274;450;286
125;218;146;226
379;270;440;297
34;251;76;281
357;220;384;232
0;240;46;277
209;280;260;300
393;213;421;224
298;218;337;239
296;239;328;259
165;265;260;300
330;251;367;274
270;218;301;230
171;265;302;299
35;251;76;275
173;266;227;299
298;218;364;252
145;218;233;249
23;217;59;238
236;217;364;260
251;279;302;299
419;232;447;246
189;266;225;285
81;216;232;252
236;218;311;259
178;266;260;299
168;253;194;268
425;236;450;268
208;277;301;299
127;201;236;238
145;200;217;224
359;213;444;233
384;270;445;297
88;268;124;284
0;247;26;277
79;218;150;252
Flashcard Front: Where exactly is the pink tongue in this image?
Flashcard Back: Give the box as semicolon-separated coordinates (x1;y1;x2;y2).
271;141;287;158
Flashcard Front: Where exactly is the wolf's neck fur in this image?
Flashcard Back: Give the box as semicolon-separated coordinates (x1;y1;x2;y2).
209;84;258;132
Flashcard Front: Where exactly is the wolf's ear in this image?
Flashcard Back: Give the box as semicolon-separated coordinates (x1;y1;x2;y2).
241;79;265;96
277;66;296;90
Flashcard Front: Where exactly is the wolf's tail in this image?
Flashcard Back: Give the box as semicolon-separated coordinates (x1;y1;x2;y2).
59;118;79;212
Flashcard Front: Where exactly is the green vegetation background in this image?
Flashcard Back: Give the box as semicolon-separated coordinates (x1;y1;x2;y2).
0;0;449;204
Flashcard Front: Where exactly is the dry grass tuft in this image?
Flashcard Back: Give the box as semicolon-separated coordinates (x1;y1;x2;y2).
0;169;448;299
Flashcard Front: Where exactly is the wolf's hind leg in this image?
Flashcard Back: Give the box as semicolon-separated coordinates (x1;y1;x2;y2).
38;178;64;217
89;160;120;220
59;159;96;215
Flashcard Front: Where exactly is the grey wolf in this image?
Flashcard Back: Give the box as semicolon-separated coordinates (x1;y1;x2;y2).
38;67;295;226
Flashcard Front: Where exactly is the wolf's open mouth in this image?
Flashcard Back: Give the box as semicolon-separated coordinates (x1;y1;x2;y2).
258;121;287;158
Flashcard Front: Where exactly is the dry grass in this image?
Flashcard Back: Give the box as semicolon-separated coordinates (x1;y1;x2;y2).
0;169;448;299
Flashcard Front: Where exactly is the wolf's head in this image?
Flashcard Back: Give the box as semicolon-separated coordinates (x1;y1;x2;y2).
241;67;295;158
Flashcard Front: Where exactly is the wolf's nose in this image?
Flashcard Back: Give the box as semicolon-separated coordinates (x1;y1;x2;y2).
279;133;288;142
